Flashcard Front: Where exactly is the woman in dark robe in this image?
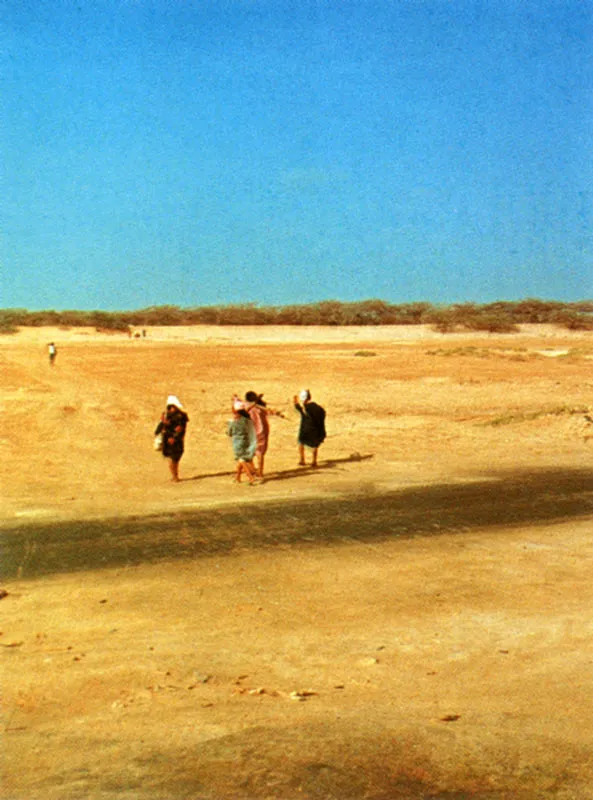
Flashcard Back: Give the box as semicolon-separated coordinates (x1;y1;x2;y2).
155;395;189;482
293;389;326;468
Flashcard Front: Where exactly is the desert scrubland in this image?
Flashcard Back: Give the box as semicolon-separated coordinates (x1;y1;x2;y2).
1;324;593;799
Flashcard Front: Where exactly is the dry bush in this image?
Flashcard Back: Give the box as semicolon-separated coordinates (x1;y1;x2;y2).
552;311;593;331
423;308;460;333
2;299;592;329
462;313;520;334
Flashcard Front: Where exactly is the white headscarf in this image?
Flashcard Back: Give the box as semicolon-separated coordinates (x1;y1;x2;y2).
299;389;311;403
166;395;184;411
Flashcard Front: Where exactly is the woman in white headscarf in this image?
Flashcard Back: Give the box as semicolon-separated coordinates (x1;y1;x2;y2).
155;395;189;482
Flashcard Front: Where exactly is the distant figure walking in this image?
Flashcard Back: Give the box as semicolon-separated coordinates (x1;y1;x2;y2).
239;391;285;479
227;400;258;484
155;395;189;482
48;342;57;366
293;389;326;467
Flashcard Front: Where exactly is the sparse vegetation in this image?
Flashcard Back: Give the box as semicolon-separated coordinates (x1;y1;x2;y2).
426;346;534;360
551;310;593;331
0;309;23;335
482;405;589;427
0;299;591;332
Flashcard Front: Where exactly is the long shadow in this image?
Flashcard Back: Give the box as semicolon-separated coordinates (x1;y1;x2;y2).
263;453;374;483
322;454;374;467
2;467;592;581
183;454;374;484
182;470;235;482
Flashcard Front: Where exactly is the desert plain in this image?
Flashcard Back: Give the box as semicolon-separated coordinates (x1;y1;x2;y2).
1;323;593;800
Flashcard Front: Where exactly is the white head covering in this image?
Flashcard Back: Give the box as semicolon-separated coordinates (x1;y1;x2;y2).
299;389;311;403
233;399;245;411
166;395;184;411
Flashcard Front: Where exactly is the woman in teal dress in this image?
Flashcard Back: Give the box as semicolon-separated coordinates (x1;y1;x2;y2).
227;401;258;484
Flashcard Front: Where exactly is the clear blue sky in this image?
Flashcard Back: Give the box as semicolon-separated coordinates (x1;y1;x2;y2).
3;0;592;311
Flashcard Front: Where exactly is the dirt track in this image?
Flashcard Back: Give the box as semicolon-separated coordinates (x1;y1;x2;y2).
1;325;593;799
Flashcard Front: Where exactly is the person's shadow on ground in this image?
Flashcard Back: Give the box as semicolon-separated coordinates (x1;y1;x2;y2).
183;453;374;484
183;470;234;482
262;453;374;483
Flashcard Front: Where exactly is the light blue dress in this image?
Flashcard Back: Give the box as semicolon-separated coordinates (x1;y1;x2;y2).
227;416;256;461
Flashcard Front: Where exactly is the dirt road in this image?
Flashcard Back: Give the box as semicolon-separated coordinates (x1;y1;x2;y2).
1;325;592;799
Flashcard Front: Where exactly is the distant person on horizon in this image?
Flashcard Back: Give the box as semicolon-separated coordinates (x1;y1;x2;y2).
155;395;189;482
227;399;258;485
234;391;285;480
48;342;57;366
293;389;326;468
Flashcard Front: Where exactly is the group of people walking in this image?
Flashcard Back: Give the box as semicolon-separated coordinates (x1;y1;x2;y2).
154;390;326;484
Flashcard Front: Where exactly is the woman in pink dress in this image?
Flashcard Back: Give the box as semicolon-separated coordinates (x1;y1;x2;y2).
235;391;285;479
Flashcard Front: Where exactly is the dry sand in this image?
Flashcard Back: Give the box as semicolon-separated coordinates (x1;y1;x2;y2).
1;324;592;799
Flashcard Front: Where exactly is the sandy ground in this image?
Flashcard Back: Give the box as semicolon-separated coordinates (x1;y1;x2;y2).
1;324;593;799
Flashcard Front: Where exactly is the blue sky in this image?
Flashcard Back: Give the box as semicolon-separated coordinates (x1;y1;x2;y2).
3;0;592;311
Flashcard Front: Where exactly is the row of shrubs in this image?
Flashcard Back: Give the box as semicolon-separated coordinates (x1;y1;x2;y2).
1;299;592;334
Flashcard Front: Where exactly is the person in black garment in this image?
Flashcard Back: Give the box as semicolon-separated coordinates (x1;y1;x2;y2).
293;389;326;468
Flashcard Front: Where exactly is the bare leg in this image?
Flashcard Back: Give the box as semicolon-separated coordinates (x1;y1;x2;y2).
311;448;319;467
298;444;306;466
169;459;180;482
256;452;265;478
244;461;257;483
234;462;242;482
